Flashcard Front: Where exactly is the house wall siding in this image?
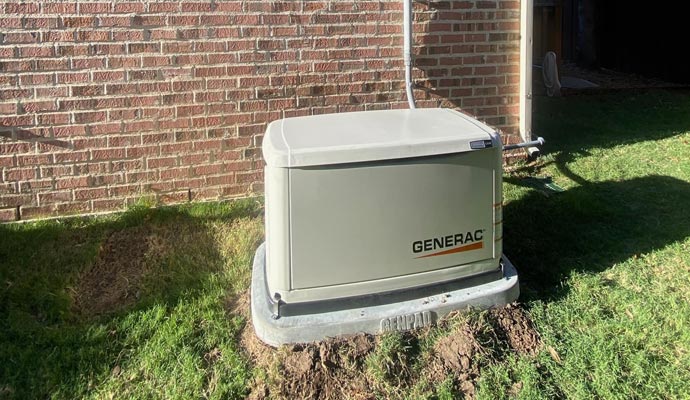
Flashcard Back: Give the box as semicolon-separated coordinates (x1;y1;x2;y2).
0;0;522;221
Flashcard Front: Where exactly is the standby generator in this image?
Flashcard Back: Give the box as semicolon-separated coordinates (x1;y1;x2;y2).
251;108;528;346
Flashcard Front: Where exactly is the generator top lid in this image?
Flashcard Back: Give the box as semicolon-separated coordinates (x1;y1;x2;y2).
262;108;496;167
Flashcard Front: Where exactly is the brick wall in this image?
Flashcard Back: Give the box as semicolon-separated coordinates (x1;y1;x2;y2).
0;0;522;222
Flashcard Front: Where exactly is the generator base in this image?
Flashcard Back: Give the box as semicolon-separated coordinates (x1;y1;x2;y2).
250;243;519;347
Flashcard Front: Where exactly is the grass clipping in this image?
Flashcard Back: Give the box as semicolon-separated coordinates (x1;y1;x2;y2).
235;295;541;400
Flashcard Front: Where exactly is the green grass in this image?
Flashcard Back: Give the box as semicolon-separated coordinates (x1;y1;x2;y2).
1;89;690;399
492;89;690;399
0;199;264;399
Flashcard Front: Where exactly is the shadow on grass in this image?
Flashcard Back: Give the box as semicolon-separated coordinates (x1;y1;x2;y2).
531;90;690;184
504;90;690;301
0;199;262;399
503;175;690;301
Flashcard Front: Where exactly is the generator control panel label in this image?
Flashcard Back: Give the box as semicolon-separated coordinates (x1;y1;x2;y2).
470;139;494;149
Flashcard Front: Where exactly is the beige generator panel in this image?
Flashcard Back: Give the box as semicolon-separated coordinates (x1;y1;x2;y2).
262;109;504;306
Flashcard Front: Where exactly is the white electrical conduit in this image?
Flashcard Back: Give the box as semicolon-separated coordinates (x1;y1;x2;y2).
403;0;416;109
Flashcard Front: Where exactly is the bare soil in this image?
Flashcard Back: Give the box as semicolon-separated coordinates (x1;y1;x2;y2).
488;303;542;356
239;308;375;400
424;321;483;398
72;226;152;317
232;288;543;400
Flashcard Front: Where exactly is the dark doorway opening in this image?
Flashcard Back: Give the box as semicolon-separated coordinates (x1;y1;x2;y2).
534;0;688;85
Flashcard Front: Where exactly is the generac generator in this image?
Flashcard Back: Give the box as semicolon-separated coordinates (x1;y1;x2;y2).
251;108;532;346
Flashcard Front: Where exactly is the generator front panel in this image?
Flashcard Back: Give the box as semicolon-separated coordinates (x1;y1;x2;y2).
287;149;500;291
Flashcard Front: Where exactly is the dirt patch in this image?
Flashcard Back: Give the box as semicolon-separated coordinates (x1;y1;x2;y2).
234;290;375;400
271;336;375;399
234;298;542;400
240;319;375;399
72;226;152;317
424;322;483;398
488;303;542;356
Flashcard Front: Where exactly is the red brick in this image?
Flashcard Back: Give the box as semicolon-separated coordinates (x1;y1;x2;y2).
114;2;144;13
74;188;107;201
157;190;189;204
92;148;125;160
0;0;522;220
16;179;50;193
91;175;119;189
128;70;160;81
206;173;235;186
56;72;90;84
111;160;142;172
125;171;158;183
62;17;95;28
92;198;126;211
124;120;156;133
0;183;16;196
38;191;72;205
53;125;87;137
20;205;55;219
0;16;22;28
1;59;32;73
0;102;17;115
0;207;19;222
0;155;15;167
4;2;40;13
40;164;73;177
55;176;90;189
92;71;126;82
142;132;174;144
44;3;77;13
71;138;107;150
192;163;223;176
236;171;262;184
147;156;177;169
53;150;88;163
75;31;111;42
126;145;159;158
0;192;32;208
1;115;34;127
36;86;69;98
221;184;249;197
108;135;141;147
72;58;106;69
79;2;112;13
129;97;160;111
109;109;137;121
97;16;132;28
55;201;91;215
2;32;41;44
149;2;179;12
17;153;52;166
130;14;164;26
72;112;105;124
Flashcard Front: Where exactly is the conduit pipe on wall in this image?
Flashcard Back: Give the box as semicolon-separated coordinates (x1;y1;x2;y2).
403;0;416;109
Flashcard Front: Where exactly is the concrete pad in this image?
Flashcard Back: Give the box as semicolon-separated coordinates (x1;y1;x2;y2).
251;242;520;347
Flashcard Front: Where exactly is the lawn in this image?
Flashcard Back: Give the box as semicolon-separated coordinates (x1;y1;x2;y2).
1;89;690;399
